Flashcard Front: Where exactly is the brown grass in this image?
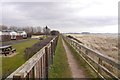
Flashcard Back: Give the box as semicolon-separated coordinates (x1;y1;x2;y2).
67;34;118;60
66;34;119;77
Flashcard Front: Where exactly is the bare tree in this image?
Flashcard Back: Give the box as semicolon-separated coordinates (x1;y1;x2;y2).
1;25;8;30
36;26;42;33
9;26;18;31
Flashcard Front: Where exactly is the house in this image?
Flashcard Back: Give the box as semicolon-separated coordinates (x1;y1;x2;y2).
1;30;17;41
1;30;27;42
1;30;11;42
50;30;59;36
2;30;11;35
10;31;17;40
17;31;27;39
2;30;17;40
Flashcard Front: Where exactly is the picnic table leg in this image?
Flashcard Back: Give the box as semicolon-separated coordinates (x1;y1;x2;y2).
5;53;7;56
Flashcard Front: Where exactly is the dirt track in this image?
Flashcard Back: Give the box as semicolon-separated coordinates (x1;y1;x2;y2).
62;39;86;78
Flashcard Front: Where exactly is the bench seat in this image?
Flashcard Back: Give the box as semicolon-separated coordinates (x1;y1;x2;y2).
12;49;16;53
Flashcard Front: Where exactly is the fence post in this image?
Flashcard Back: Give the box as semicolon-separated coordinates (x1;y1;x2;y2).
39;59;41;78
51;41;53;64
34;64;37;78
98;58;102;77
71;41;73;46
76;43;78;51
53;40;55;55
45;47;48;79
78;45;81;53
85;50;88;55
85;50;88;61
40;58;42;78
75;42;78;50
28;69;33;78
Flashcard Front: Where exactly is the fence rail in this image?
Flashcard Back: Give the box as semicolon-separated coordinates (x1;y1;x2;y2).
6;36;58;79
63;35;120;79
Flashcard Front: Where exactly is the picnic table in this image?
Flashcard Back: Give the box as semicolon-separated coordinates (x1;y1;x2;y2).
0;45;16;56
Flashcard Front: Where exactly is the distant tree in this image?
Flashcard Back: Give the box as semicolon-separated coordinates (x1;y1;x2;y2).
50;30;59;35
16;26;22;31
33;27;38;34
22;26;32;33
0;25;1;30
1;25;8;30
36;26;42;33
30;27;34;34
9;26;18;31
24;26;34;34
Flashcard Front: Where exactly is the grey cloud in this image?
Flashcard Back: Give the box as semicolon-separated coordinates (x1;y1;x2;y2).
1;2;117;33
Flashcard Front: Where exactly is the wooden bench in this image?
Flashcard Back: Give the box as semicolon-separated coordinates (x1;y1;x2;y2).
0;45;16;56
2;51;10;56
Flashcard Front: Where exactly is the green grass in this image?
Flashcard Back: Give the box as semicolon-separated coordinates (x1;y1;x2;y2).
2;39;39;78
49;36;72;78
64;39;97;78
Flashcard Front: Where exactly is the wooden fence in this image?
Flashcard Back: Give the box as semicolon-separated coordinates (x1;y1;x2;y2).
6;36;58;80
63;35;120;79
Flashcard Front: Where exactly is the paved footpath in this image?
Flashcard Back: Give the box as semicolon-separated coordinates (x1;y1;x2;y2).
62;39;86;78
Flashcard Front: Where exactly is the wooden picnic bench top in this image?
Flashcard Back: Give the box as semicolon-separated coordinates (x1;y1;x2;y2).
0;45;12;49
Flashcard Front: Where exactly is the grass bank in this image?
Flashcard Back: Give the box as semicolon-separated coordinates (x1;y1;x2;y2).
49;36;72;78
64;38;97;78
2;39;39;78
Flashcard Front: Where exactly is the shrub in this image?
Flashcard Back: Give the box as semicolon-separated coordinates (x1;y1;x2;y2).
24;37;53;60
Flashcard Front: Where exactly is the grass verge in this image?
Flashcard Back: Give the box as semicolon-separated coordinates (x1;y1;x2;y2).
64;38;97;78
49;36;72;78
2;39;39;78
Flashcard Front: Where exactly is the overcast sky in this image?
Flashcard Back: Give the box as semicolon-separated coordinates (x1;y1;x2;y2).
0;0;119;33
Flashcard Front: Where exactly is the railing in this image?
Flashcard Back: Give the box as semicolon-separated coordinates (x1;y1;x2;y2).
63;35;120;80
6;36;58;79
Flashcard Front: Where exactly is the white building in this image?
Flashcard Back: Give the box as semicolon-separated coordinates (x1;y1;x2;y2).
10;31;17;40
1;30;27;41
2;30;17;40
17;31;27;39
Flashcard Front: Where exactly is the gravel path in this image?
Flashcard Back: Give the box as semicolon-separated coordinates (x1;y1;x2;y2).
62;39;86;78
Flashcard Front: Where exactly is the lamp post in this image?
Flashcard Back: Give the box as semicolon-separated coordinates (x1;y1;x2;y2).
45;26;48;38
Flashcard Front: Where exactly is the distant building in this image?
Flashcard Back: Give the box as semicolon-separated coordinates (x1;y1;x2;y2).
10;31;17;40
17;31;27;39
1;30;27;42
50;30;59;36
81;32;90;34
2;30;12;35
2;30;17;40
